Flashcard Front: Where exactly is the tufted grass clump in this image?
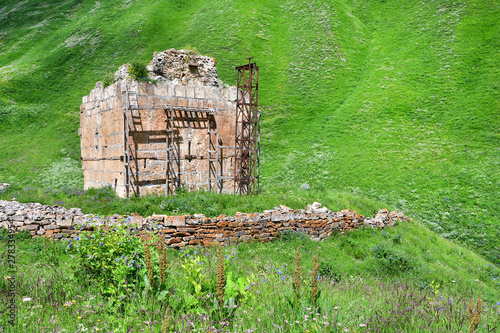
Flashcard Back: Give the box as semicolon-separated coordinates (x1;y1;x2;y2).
102;71;115;88
128;62;149;81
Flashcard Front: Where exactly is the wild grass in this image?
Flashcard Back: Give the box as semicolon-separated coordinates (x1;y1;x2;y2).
0;184;389;218
1;224;499;332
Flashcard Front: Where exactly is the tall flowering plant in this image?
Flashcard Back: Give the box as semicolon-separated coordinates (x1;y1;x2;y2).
66;217;146;297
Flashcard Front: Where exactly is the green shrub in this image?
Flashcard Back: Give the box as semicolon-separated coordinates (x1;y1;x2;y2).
371;243;412;274
102;71;115;87
392;233;403;245
66;220;146;298
340;237;366;260
318;262;342;283
128;62;148;81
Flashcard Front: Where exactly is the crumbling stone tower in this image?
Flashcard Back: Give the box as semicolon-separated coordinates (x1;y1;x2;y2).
79;49;255;198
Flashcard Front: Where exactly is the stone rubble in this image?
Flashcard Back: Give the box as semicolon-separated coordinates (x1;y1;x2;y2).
113;49;222;87
0;200;409;246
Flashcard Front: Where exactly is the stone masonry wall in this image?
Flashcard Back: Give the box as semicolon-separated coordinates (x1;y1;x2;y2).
80;80;237;198
0;200;408;247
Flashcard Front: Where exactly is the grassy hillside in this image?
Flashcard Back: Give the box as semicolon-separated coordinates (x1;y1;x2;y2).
0;0;499;264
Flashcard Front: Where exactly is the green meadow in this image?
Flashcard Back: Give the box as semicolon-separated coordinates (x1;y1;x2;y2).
0;0;499;330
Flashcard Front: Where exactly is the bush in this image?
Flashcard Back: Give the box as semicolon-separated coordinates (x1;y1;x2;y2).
340;237;366;260
371;243;412;274
66;220;146;298
318;262;342;283
392;233;403;245
102;71;115;87
128;62;148;81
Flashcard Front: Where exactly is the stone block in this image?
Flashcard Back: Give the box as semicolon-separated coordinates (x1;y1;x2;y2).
170;241;187;248
177;227;196;233
195;87;204;98
164;215;186;227
12;215;25;222
154;84;169;96
217;221;228;228
174;86;185;97
186;86;195;98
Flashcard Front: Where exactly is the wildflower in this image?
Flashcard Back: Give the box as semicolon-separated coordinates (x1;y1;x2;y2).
22;297;32;302
360;323;366;327
334;306;339;310
77;316;82;320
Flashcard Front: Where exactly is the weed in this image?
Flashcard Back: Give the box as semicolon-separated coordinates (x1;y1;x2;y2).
311;248;320;305
293;245;302;306
371;243;412;274
102;71;115;88
128;62;148;81
468;292;483;333
318;262;342;283
216;245;225;307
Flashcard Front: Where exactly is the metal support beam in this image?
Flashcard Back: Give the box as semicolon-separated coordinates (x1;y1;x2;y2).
234;57;260;195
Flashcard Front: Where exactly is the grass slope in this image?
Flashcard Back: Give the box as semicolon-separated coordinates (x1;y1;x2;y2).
0;0;499;263
1;220;499;331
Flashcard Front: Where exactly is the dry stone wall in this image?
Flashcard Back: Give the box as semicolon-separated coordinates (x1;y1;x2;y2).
0;200;408;246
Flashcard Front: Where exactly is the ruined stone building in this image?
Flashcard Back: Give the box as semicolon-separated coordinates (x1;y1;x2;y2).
79;50;260;198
